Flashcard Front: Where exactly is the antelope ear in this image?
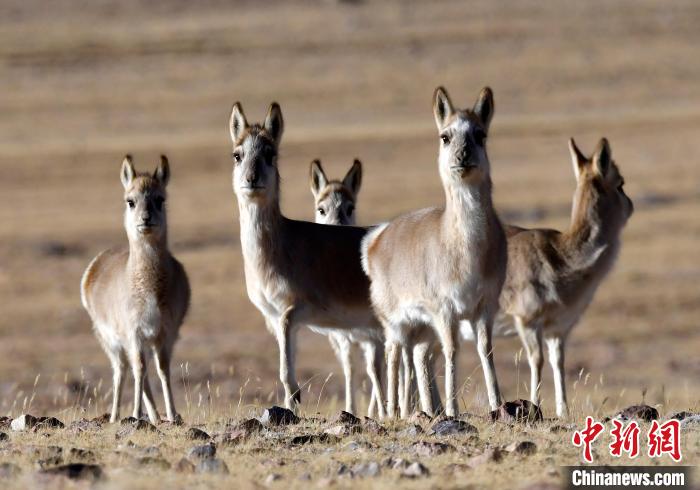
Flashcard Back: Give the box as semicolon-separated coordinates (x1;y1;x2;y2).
568;137;587;181
229;102;248;144
343;159;363;196
473;86;495;132
121;154;136;189
264;102;284;146
433;86;454;129
592;138;612;177
154;155;170;186
309;159;328;198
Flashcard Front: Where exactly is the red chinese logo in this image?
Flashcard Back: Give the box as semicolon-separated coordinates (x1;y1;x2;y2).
609;419;640;458
648;420;682;462
572;416;606;463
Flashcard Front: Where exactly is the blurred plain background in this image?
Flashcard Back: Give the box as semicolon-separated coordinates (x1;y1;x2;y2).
0;0;698;419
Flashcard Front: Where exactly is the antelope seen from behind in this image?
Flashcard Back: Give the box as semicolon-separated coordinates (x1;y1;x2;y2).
81;155;190;424
229;102;385;415
362;87;506;417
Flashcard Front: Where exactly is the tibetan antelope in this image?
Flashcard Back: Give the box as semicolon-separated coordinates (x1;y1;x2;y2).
362;87;506;417
308;159;385;416
493;138;632;417
229;102;385;415
81;155;190;424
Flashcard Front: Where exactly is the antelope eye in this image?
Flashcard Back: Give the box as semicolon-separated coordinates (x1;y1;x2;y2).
347;205;355;216
440;134;451;145
126;199;135;209
317;208;326;216
155;197;165;210
233;152;242;163
474;128;486;146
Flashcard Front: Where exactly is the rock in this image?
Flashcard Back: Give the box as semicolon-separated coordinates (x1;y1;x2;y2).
10;414;38;431
260;406;300;426
0;432;8;442
383;457;410;470
35;417;65;430
324;423;361;437
299;472;312;481
412;441;454;457
331;411;360;426
336;463;351;477
351;461;380;478
115;418;158;439
187;443;216;460
467;447;504;467
616;405;659;422
36;456;63;469
186;427;211;440
409;411;432;426
669;411;697;421
196;458;229;474
401;461;430;478
343;441;360;451
490;400;543;423
290;434;339;445
68;448;96;462
38;463;103;481
429;419;478;436
233;418;264;434
680;415;700;428
0;462;20;478
159;414;184;427
175;457;195;473
136;456;171;470
505;440;537;456
549;424;575;433
29;445;63;459
399;424;423;437
0;417;11;430
67;418;102;434
265;473;283;485
92;413;111;424
361;417;387;435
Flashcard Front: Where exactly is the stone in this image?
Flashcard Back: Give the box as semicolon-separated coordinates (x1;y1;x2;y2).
290;434;339;445
35;417;65;430
616;405;659;422
490;400;543;423
36;456;63;469
92;413;111;424
136;456;171;470
361;417;387;435
67;418;102;434
68;448;96;462
265;473;283;485
10;414;38;431
669;411;697;421
506;440;537;456
351;461;380;478
38;463;103;481
429;419;478;436
0;432;8;442
175;457;195;473
186;427;211;440
260;406;300;426
467;447;504;467
412;441;454;457
0;417;11;430
196;458;229;474
680;415;700;428
408;411;432;426
115;418;158;439
324;423;361;437
187;443;216;460
232;418;264;434
399;424;423;437
383;457;410;470
401;461;429;478
0;462;20;478
331;411;360;426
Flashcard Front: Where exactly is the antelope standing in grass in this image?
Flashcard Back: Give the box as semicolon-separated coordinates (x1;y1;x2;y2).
362;87;506;417
308;159;385;416
229;102;385;415
492;138;632;417
81;155;190;424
